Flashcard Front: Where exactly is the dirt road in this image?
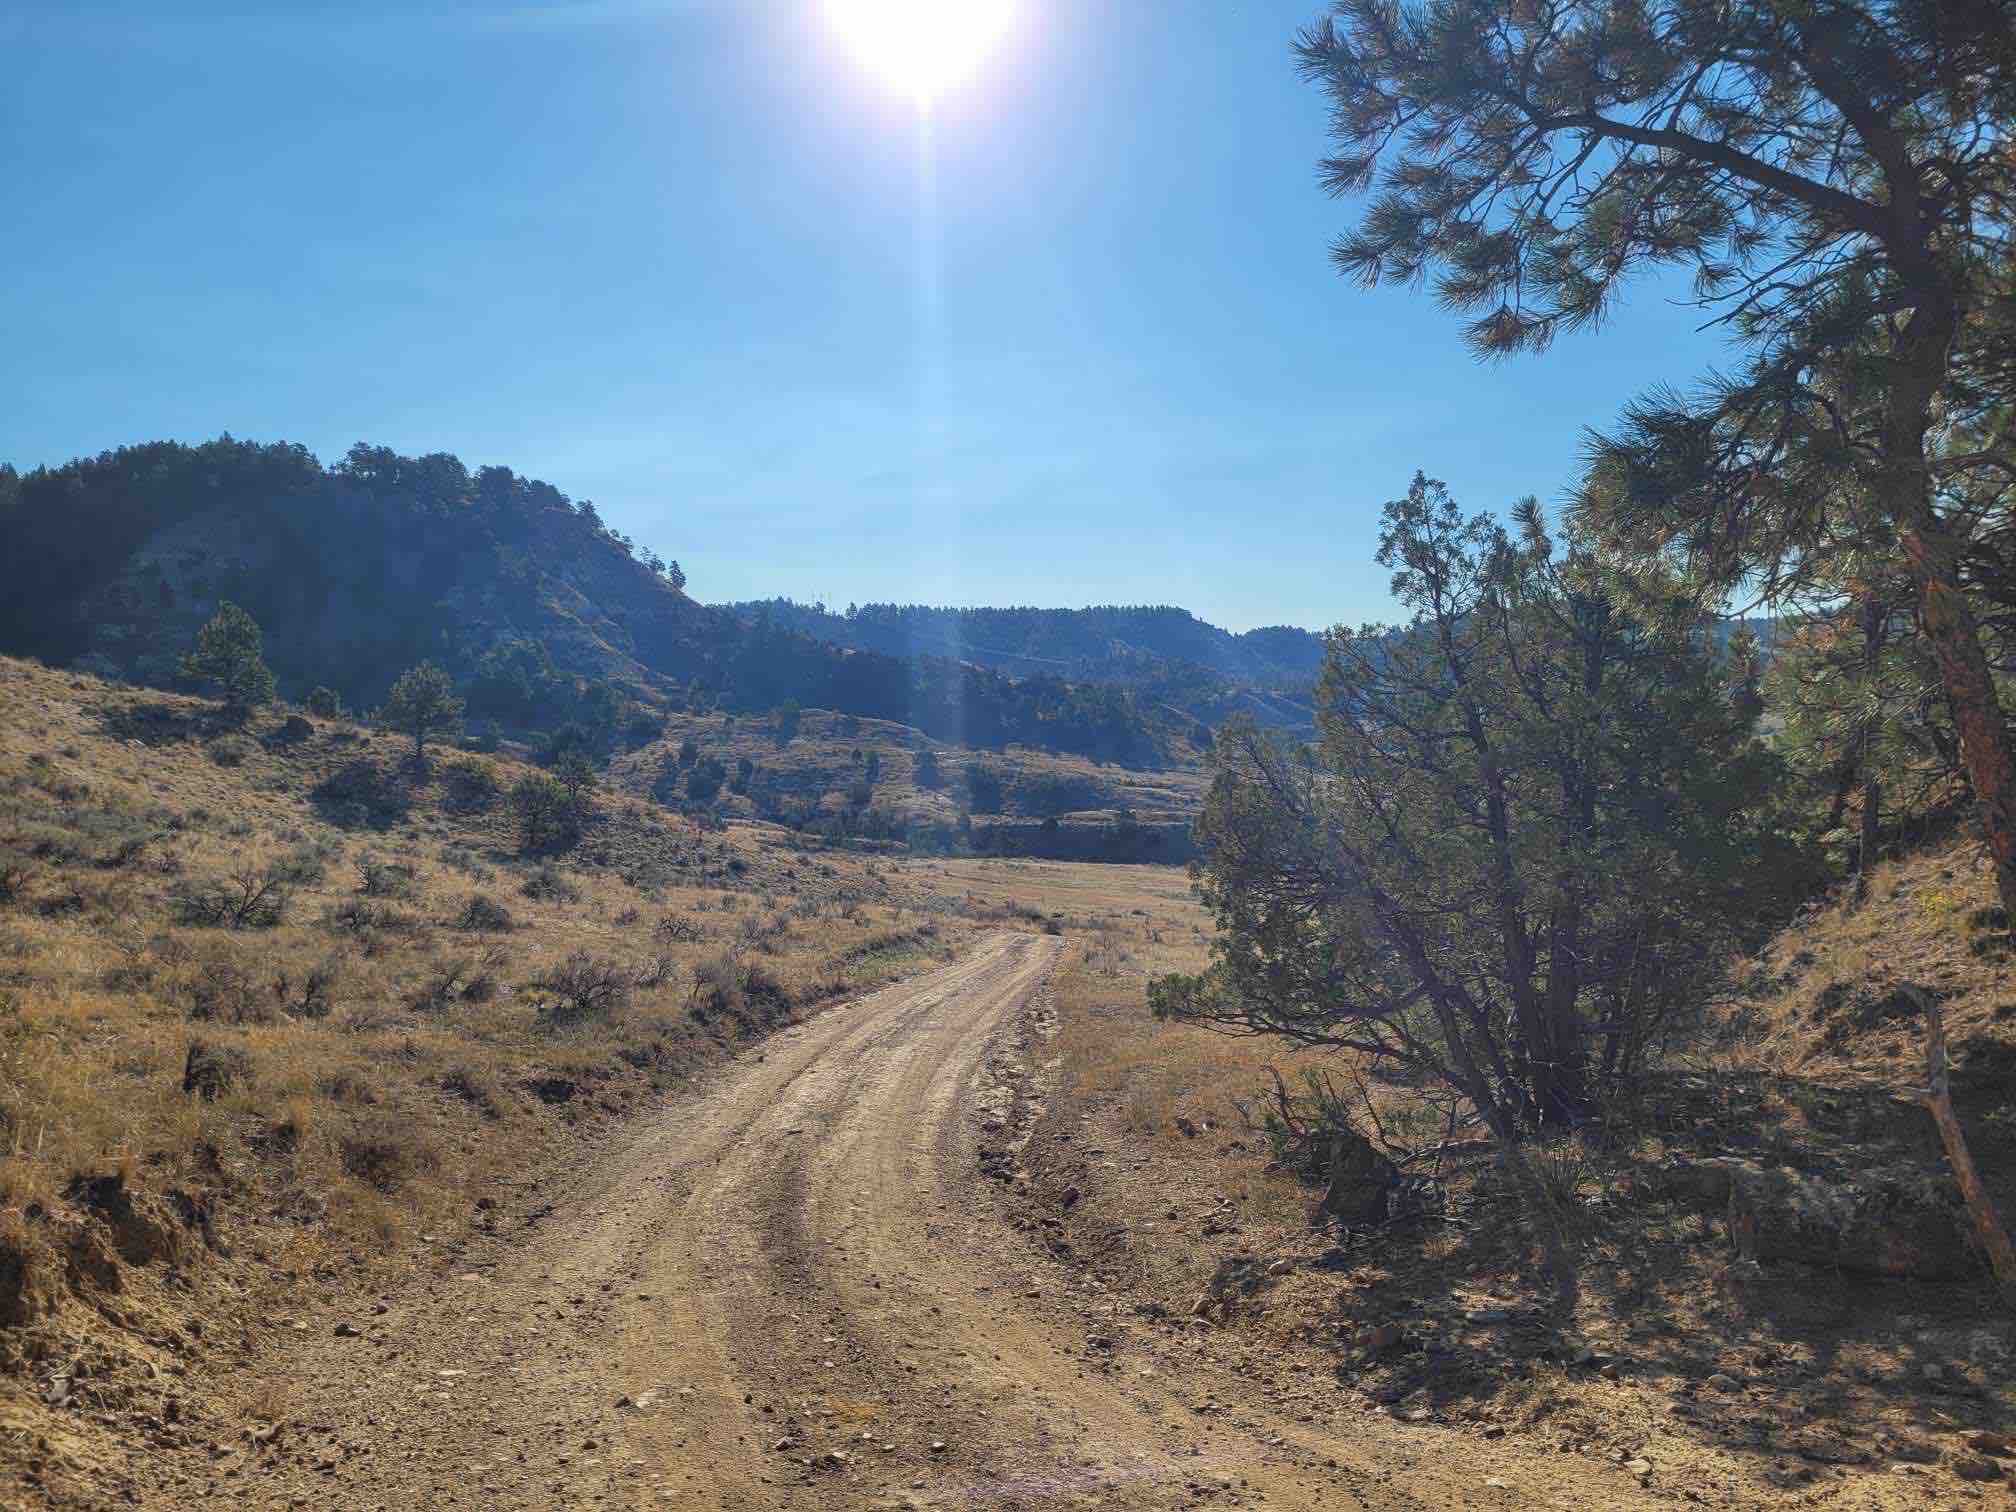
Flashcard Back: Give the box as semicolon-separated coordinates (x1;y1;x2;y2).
169;932;1644;1509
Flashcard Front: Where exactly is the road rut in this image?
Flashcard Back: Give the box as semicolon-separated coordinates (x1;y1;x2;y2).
182;931;1643;1509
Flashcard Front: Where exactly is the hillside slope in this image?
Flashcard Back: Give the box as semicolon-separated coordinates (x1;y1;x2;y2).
0;655;1025;1506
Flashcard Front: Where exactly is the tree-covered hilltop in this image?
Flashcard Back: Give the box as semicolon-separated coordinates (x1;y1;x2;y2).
0;437;1173;767
721;598;1326;733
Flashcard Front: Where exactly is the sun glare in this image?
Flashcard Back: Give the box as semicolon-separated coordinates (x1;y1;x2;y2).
824;0;1015;103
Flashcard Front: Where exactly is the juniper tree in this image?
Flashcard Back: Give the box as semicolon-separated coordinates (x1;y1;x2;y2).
1152;476;1796;1135
1297;0;2016;912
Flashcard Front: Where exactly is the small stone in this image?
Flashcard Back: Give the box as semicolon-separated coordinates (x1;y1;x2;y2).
773;1438;795;1452
928;1441;947;1455
1953;1455;2004;1482
1705;1373;1739;1392
1359;1323;1404;1356
333;1322;362;1338
1268;1259;1294;1278
1624;1458;1653;1480
1967;1431;2011;1456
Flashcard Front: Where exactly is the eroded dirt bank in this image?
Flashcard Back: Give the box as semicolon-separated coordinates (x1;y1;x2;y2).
127;932;1653;1509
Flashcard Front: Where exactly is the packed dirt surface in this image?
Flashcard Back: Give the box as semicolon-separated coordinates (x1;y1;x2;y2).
131;933;1660;1508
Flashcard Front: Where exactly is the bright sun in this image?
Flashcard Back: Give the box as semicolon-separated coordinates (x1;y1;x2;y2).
824;0;1015;102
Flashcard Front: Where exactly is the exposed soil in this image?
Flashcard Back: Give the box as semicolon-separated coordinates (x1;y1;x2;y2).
53;931;1718;1510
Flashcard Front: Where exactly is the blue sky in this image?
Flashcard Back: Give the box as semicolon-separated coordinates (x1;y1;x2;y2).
3;1;1730;632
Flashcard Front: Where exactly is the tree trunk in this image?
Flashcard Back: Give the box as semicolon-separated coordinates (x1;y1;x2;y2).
1913;986;2016;1300
1900;521;2016;920
1853;594;1886;906
1857;771;1881;904
1884;285;2016;921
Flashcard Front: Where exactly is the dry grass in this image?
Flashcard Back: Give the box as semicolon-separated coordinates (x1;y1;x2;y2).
0;656;988;1458
1724;835;2016;1091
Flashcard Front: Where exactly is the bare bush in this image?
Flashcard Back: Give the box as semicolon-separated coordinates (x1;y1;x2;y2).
455;893;515;932
182;954;275;1024
408;948;506;1011
535;951;631;1026
355;855;420;898
171;866;289;929
520;864;581;903
634;953;681;990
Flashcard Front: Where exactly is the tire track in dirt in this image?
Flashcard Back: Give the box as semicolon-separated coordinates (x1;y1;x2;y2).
160;932;1647;1509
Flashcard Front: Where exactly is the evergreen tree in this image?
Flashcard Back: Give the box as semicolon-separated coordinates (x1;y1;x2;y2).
381;662;463;768
1297;0;2016;913
179;602;276;715
1152;476;1798;1134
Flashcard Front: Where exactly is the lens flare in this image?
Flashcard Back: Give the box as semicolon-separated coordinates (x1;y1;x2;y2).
824;0;1015;102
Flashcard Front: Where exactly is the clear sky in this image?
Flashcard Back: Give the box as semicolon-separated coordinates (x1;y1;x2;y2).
3;1;1732;632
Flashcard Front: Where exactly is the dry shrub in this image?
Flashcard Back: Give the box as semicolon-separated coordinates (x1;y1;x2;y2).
281;956;342;1019
634;953;680;990
181;951;274;1024
686;951;739;1020
520;863;580;903
171;866;288;929
455;893;515;932
406;949;505;1011
339;1116;437;1192
535;951;631;1026
182;1038;252;1100
355;855;420;899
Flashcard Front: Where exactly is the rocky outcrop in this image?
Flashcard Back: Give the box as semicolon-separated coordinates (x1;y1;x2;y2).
1723;1161;1975;1279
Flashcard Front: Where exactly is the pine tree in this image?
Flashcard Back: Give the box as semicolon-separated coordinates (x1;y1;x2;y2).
179;602;276;715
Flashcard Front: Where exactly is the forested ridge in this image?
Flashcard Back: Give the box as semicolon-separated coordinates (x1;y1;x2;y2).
0;437;1175;767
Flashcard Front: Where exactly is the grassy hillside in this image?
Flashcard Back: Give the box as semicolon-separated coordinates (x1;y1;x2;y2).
0;657;1056;1503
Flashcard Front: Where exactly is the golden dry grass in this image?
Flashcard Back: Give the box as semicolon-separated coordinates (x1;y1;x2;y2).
1723;834;2016;1088
0;657;991;1361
